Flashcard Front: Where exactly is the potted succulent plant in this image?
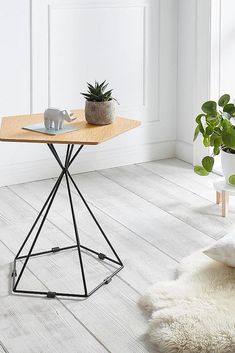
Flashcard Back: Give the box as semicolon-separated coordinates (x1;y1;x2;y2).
194;94;235;185
81;80;117;125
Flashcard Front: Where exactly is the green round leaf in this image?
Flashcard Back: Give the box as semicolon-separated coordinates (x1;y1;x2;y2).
193;125;200;141
229;175;235;185
214;136;222;148
223;103;235;115
201;101;217;114
199;122;204;134
202;156;214;172
203;136;210;147
218;94;230;107
196;114;206;124
206;125;213;135
222;128;235;148
194;165;209;176
210;133;217;146
222;118;230;130
213;146;220;155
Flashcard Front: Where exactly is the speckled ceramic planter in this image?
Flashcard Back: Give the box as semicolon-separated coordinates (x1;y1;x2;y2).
85;100;116;125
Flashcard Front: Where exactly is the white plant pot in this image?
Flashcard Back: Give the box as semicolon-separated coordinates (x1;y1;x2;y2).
221;149;235;185
85;100;116;125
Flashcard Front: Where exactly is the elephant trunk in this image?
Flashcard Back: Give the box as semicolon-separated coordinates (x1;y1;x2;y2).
64;110;77;122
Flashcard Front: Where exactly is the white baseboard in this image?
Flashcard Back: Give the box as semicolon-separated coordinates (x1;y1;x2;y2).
0;140;176;187
176;140;193;164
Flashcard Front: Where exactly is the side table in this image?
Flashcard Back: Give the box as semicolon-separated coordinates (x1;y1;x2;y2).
0;109;140;299
213;179;235;217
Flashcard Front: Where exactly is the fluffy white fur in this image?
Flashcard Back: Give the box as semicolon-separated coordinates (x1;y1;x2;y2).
139;252;235;353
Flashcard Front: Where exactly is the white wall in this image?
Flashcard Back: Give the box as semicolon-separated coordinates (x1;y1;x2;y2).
176;0;235;166
176;0;211;164
212;0;235;97
0;0;178;187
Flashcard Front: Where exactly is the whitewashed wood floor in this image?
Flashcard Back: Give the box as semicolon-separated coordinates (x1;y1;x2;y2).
0;158;234;353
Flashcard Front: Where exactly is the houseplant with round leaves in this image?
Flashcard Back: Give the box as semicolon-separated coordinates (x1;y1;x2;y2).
194;94;235;185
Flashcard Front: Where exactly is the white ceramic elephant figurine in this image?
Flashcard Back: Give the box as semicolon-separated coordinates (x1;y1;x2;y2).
44;108;76;130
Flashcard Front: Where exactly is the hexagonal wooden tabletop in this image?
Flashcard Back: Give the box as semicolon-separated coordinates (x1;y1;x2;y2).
0;109;141;145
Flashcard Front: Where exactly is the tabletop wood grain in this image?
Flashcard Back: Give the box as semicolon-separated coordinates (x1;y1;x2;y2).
0;109;141;145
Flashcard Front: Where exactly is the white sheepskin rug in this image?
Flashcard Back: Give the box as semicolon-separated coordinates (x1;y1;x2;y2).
139;251;235;353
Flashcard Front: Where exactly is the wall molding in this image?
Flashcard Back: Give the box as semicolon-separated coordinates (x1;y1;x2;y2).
176;140;193;164
31;0;160;122
0;140;176;187
210;0;221;99
48;3;147;112
193;0;211;165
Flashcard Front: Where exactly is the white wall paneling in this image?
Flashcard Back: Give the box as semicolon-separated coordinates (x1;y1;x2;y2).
0;0;178;186
187;0;235;170
176;0;211;165
31;0;159;122
177;0;235;166
208;0;235;174
210;0;235;98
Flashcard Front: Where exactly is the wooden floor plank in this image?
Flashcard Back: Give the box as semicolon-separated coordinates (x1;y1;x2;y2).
99;163;235;240
67;172;213;261
140;158;217;202
10;179;177;293
10;172;212;262
0;342;9;353
0;241;107;353
4;158;229;353
0;187;152;353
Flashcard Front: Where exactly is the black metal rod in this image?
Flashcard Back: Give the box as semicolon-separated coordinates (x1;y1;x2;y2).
12;143;123;299
88;266;124;297
15;170;65;260
13;171;64;290
48;144;64;170
68;145;84;167
64;145;71;168
65;171;88;296
80;245;121;265
68;172;123;266
17;245;78;260
13;288;88;298
66;144;74;168
17;244;121;265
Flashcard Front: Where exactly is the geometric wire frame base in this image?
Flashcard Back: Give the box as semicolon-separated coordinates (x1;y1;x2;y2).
12;143;124;298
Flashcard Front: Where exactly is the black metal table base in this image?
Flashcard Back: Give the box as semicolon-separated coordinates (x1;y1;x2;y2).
12;144;124;299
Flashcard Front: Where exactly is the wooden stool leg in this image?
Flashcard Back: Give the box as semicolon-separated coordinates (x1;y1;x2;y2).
216;191;221;204
222;191;229;217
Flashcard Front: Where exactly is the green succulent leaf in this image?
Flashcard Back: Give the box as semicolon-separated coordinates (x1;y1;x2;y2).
223;103;235;115
194;165;209;176
218;94;230;107
229;175;235;185
202;156;214;172
201;101;217;114
81;80;116;102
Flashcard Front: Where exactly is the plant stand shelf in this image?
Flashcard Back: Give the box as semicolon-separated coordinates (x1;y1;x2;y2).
213;179;235;217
